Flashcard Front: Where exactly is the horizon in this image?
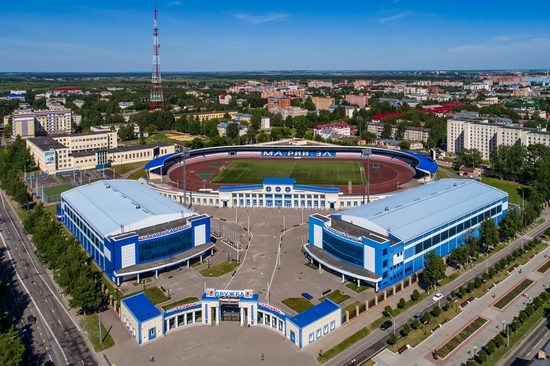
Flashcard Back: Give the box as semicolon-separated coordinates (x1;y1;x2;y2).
2;0;550;72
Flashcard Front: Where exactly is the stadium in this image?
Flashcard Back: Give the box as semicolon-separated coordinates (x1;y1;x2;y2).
143;145;438;210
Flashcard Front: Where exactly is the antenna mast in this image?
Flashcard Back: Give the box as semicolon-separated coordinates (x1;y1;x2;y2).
149;6;164;111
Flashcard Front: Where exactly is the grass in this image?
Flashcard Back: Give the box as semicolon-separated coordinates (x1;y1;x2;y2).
198;260;239;277
435;317;487;359
319;290;351;304
110;161;147;175
80;314;115;352
45;204;57;218
493;279;534;310
281;298;314;313
317;327;370;364
144;286;170;304
42;183;75;201
209;159;365;185
480;177;523;205
127;168;146;180
346;282;369;293
537;259;550;274
162;296;200;311
124;131;178;146
343;300;363;315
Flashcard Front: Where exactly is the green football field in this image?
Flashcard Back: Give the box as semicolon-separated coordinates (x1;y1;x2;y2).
209;160;365;185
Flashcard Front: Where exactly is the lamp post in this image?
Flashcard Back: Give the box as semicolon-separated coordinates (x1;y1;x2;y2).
362;148;372;204
181;148;191;207
502;320;509;347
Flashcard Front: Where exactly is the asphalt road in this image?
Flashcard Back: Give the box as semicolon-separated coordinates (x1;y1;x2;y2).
505;319;550;366
0;191;97;366
328;212;550;366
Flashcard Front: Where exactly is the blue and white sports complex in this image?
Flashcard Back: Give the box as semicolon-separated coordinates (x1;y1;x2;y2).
307;179;508;290
57;180;212;285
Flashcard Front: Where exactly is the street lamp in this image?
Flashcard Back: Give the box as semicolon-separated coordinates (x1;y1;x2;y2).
181;148;191;207
362;148;372;204
388;313;396;335
502;320;509;347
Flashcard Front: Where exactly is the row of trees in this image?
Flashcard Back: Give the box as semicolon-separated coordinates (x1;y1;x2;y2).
464;288;549;365
0;257;25;365
0;138;104;314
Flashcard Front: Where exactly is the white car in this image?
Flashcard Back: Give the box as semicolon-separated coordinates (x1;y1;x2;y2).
432;293;443;302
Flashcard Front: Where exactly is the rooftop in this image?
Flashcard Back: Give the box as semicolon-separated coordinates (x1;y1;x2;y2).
289;298;340;328
61;180;195;237
338;179;508;243
122;293;161;323
27;136;66;150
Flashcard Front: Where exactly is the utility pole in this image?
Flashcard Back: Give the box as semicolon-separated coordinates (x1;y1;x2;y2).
98;313;103;345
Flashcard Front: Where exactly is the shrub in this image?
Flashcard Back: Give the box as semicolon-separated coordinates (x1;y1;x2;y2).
398;298;406;309
488;267;497;277
519;310;528;322
421;312;431;324
459;286;467;297
486;340;496;354
474;277;482;288
411;319;421;330
467;282;475;293
411;289;420;302
494;334;504;348
477;349;488;363
401;323;410;337
431;305;441;318
388;333;398;345
383;305;393;317
443;303;450;312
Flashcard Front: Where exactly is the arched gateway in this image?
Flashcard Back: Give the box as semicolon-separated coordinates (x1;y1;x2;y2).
121;289;342;349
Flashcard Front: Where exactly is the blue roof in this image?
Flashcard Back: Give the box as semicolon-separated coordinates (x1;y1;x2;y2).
339;179;508;243
263;178;296;185
218;184;263;192
294;184;339;193
403;151;438;174
289;300;340;328
61;180;195;237
122;293;161;323
144;151;184;171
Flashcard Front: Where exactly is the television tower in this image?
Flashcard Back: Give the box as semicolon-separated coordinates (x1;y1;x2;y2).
149;7;164;111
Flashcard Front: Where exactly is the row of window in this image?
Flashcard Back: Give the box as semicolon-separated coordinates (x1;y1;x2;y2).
138;230;193;263
322;231;364;267
414;205;501;255
308;320;336;343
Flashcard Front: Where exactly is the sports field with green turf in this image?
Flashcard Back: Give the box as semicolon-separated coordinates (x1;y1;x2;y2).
209;159;365;185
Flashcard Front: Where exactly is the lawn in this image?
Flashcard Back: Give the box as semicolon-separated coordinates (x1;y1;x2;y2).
318;290;351;304
346;282;369;293
162;296;200;311
143;286;170;304
198;260;239;277
80;314;115;352
110;161;147;175
435;317;487;359
537;259;550;274
209;159;365;185
43;183;76;201
124;131;178;146
493;279;534;310
281;298;314;313
127;168;146;180
317;327;370;364
480;177;523;205
343;300;363;315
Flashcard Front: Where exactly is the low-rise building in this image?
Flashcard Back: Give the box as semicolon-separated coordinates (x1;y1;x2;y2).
182;110;238;122
313;122;351;139
218;93;232;105
311;96;335;111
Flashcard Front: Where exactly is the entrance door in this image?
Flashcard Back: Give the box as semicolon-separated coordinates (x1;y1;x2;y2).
220;303;240;321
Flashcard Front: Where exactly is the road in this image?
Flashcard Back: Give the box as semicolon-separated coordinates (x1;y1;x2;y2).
503;319;550;366
327;211;550;366
0;191;97;366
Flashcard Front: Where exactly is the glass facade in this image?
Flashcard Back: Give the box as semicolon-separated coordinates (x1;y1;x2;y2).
139;230;193;262
322;231;364;267
414;204;502;255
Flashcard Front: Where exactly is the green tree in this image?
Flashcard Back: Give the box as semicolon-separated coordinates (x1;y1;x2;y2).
455;148;482;168
117;124;135;141
381;121;393;139
479;218;499;249
388;333;398;345
398;140;411;150
431;305;441;318
0;328;25;366
145;124;158;136
362;131;377;143
422;252;446;289
411;319;421;330
397;298;406;309
226;122;240;140
401;323;411;337
411;289;420;302
499;210;522;241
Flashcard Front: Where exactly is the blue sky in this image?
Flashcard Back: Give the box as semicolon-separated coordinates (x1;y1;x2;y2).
2;0;550;72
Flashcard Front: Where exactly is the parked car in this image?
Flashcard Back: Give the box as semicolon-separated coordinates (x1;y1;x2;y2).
26;315;36;325
432;293;443;302
380;320;393;331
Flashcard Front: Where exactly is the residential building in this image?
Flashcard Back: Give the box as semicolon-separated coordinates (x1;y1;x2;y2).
218;93;232;105
11;108;73;138
182;110;238;122
345;94;369;108
447;117;550;159
267;95;291;112
308;80;333;89
313;122;351;139
311;96;335;111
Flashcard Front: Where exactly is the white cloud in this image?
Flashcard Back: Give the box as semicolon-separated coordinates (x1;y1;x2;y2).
233;12;289;24
378;11;410;23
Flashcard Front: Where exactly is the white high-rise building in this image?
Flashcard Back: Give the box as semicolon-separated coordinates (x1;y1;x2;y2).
447;117;550;159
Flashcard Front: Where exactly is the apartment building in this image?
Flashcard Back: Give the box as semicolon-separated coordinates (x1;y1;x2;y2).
267;95;291;112
344;94;369;108
12;108;73;138
311;96;335;111
447;118;550;159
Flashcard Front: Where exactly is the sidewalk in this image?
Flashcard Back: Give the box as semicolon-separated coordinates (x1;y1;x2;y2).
373;243;550;366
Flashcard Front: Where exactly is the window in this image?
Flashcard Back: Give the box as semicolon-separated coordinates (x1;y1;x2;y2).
323;325;329;334
382;260;388;267
323;233;364;267
382;248;388;256
330;320;336;330
285;187;291;193
266;187;272;192
275;187;281;192
309;333;314;342
316;329;322;338
139;229;193;262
